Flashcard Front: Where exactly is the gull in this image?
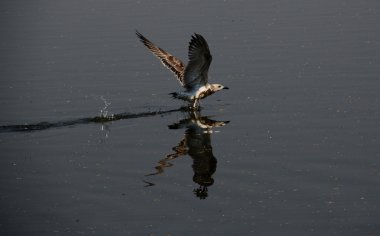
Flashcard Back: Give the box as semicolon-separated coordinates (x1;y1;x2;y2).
136;31;228;109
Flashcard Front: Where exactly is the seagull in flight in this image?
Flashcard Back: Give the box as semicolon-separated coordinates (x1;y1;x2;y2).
136;31;228;109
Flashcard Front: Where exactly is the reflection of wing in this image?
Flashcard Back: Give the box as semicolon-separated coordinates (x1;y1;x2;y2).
183;34;212;89
148;111;228;177
145;139;187;176
181;111;223;199
136;31;185;85
184;119;217;188
144;111;229;197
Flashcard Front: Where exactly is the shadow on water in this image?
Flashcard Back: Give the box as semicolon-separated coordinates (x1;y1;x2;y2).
145;110;229;199
0;108;185;133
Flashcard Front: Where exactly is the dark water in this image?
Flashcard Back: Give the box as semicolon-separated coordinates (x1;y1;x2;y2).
1;0;379;235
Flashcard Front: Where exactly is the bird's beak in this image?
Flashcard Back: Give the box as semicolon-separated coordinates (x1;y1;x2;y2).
223;87;229;90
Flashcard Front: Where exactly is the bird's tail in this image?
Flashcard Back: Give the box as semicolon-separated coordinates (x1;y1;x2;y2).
169;92;191;103
169;92;177;98
169;92;181;100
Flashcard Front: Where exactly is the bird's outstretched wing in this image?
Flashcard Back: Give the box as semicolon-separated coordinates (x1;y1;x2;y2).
183;33;212;89
136;31;185;85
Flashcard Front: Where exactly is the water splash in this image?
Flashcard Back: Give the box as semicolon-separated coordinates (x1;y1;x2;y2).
99;96;114;119
101;124;110;139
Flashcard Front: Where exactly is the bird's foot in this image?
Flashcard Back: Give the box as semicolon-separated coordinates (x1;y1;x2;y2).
188;105;201;111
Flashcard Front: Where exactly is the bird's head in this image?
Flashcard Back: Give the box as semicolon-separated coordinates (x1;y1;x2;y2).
211;83;229;92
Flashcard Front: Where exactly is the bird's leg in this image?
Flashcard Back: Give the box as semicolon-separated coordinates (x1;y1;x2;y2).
189;99;196;110
191;99;201;110
195;99;199;109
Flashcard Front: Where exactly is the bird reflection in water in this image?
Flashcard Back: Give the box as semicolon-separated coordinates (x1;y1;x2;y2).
146;110;229;199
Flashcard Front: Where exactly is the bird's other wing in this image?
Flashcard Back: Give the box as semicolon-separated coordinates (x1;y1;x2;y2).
183;33;212;89
136;31;185;85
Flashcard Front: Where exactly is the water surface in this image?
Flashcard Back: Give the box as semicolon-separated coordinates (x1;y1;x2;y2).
0;0;379;235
